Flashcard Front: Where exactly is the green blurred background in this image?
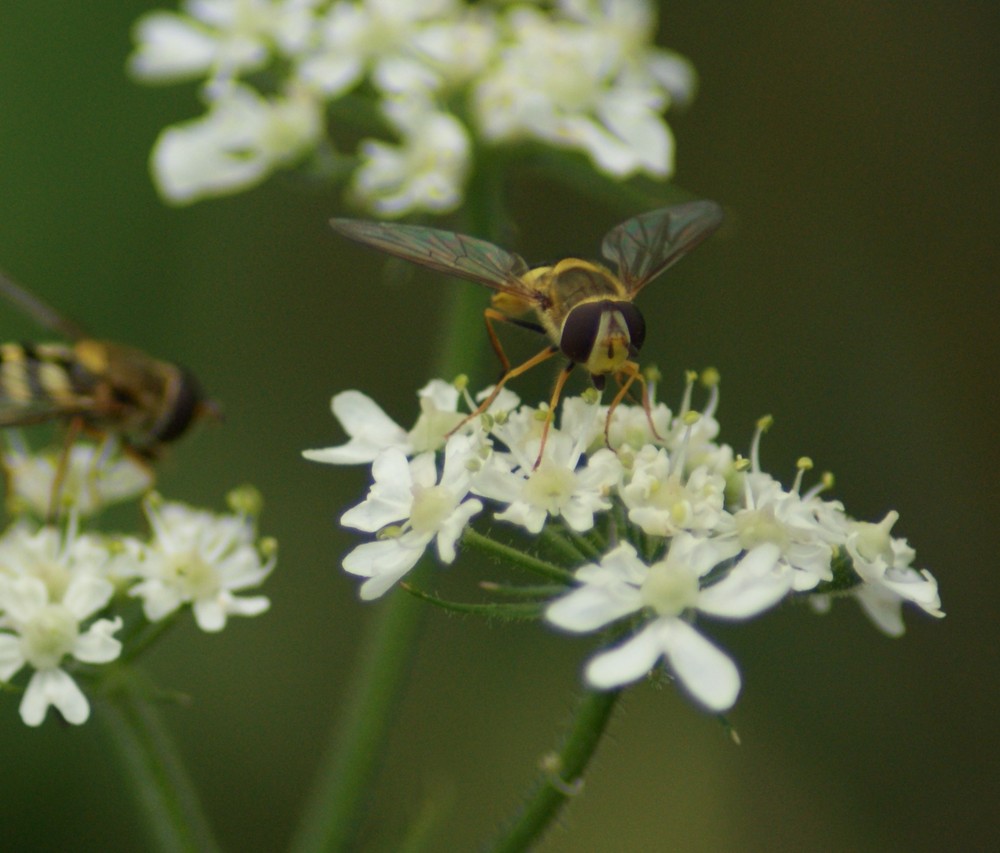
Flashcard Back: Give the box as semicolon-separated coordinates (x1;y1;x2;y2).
1;2;997;850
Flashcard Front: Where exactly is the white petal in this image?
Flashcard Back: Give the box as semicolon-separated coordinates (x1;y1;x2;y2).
546;584;641;633
559;499;600;533
0;576;47;623
193;598;227;632
418;379;460;411
434;499;482;563
697;544;791;619
72;618;123;664
132;581;183;622
585;621;666;688
297;53;363;97
221;593;270;618
340;450;414;531
493;501;546;534
62;575;115;621
214;548;273;590
342;537;425;600
646;51;697;105
854;584;906;637
554;115;643;177
128;13;219;82
21;668;89;726
302;391;409;464
658;619;741;711
597;95;672;175
0;634;26;682
882;567;944;617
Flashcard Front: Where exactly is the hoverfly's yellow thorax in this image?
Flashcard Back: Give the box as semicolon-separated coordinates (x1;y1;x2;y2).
73;339;111;373
490;266;552;319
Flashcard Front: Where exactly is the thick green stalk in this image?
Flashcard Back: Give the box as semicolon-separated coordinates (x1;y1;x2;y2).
290;566;430;852
94;668;220;853
486;687;623;852
292;164;511;852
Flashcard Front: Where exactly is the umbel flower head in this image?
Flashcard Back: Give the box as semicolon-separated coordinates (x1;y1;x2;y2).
306;370;944;713
0;439;278;726
128;0;695;214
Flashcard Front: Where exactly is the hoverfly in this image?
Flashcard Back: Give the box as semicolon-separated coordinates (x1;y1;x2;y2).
330;200;723;464
0;270;215;509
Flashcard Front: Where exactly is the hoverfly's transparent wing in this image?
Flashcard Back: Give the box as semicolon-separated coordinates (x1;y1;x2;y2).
0;271;89;340
330;219;539;302
600;200;724;296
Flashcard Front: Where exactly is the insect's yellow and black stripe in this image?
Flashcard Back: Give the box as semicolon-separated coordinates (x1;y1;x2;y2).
0;342;95;410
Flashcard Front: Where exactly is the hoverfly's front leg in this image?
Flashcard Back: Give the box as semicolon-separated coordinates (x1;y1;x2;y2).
605;361;663;448
484;307;514;377
446;342;560;438
483;306;547;378
533;361;575;470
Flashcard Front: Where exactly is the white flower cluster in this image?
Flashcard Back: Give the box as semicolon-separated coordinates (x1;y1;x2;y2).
0;446;275;727
306;375;944;712
128;0;694;214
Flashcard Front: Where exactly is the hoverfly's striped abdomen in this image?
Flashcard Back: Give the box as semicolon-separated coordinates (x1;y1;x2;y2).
0;342;98;412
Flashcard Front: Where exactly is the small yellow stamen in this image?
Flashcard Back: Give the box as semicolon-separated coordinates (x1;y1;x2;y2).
700;367;720;388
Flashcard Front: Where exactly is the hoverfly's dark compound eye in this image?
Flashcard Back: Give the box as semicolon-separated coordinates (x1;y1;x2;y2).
618;302;646;356
153;366;204;443
559;301;607;364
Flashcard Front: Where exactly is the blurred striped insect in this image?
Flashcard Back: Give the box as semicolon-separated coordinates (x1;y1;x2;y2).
330;200;723;465
0;270;216;513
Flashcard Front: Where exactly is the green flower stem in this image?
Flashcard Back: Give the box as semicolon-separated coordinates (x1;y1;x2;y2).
538;526;590;566
94;667;220;853
403;582;545;620
293;180;513;851
291;563;431;853
463;527;575;584
486;686;623;853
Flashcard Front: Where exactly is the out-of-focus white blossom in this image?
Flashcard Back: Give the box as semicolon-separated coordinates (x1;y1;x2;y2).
352;95;471;217
126;497;275;632
2;434;152;518
0;522;122;726
131;0;697;213
149;82;323;204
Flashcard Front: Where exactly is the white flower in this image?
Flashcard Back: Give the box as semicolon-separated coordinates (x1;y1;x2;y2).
0;523;115;599
303;379;469;465
2;436;153;518
340;433;483;599
129;0;318;86
557;0;696;106
604;398;673;453
473;412;622;534
407;11;498;90
546;536;789;710
0;547;122;726
150;82;322;204
352;94;471;216
620;445;727;537
127;499;274;632
472;5;676;178
716;472;837;592
843;511;944;636
297;0;465;97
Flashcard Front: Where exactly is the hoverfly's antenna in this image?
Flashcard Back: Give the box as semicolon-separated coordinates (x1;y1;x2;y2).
0;269;89;340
